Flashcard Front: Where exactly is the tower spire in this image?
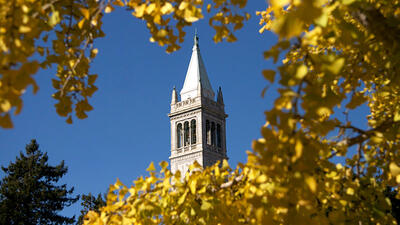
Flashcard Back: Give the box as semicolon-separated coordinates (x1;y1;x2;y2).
194;28;199;48
180;31;215;101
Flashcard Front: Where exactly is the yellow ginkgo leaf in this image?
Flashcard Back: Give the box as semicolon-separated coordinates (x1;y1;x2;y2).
390;163;400;176
159;161;168;170
80;8;90;20
346;187;354;195
105;4;114;13
115;178;123;189
90;48;98;58
178;2;189;10
0;101;11;112
201;200;212;211
19;26;31;33
295;64;307;79
177;190;187;205
305;176;317;193
161;3;174;14
66;116;73;124
263;70;276;82
78;18;85;29
49;11;60;27
189;179;197;194
113;0;125;7
207;4;212;12
134;4;146;17
146;162;156;171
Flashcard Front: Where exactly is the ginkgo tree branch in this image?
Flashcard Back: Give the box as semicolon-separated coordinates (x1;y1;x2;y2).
337;124;367;135
60;37;91;97
31;0;62;18
356;143;362;176
338;120;397;147
292;80;304;116
351;6;400;51
60;1;105;97
220;174;243;189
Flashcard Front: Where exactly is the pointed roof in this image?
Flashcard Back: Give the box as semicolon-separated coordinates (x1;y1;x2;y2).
171;86;178;104
217;86;224;105
180;33;215;101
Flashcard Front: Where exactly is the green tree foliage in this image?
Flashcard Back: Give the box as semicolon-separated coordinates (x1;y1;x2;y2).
77;193;106;225
0;139;78;225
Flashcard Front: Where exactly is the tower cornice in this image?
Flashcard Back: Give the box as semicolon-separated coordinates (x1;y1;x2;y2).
169;95;227;119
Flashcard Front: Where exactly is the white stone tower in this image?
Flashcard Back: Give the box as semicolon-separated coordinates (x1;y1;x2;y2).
169;34;228;174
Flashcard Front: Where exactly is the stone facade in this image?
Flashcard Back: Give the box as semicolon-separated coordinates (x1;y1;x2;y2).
169;35;228;174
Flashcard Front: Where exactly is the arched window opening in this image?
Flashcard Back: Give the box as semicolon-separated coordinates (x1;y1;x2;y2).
184;121;190;146
211;122;216;146
191;119;196;144
206;120;211;145
217;124;222;148
177;123;182;148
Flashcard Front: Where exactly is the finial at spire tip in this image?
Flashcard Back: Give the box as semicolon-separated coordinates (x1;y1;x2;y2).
194;29;199;47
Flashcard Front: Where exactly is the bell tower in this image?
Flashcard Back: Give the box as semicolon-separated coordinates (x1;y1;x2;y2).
169;34;228;174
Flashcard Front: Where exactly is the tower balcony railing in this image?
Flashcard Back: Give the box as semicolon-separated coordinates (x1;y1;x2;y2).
173;143;198;156
206;144;223;153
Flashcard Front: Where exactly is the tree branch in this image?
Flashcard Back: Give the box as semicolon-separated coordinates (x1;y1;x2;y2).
220;174;243;189
338;120;396;147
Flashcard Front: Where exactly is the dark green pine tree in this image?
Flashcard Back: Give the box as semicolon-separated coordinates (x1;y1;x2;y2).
0;139;78;225
76;193;106;225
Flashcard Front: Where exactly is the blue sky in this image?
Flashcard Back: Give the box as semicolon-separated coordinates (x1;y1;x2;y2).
0;1;283;218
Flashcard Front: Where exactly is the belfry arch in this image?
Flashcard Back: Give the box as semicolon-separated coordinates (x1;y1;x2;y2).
176;123;182;148
191;119;196;144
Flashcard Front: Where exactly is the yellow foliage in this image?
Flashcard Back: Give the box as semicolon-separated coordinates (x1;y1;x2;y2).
2;0;400;224
82;0;399;224
0;0;249;128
